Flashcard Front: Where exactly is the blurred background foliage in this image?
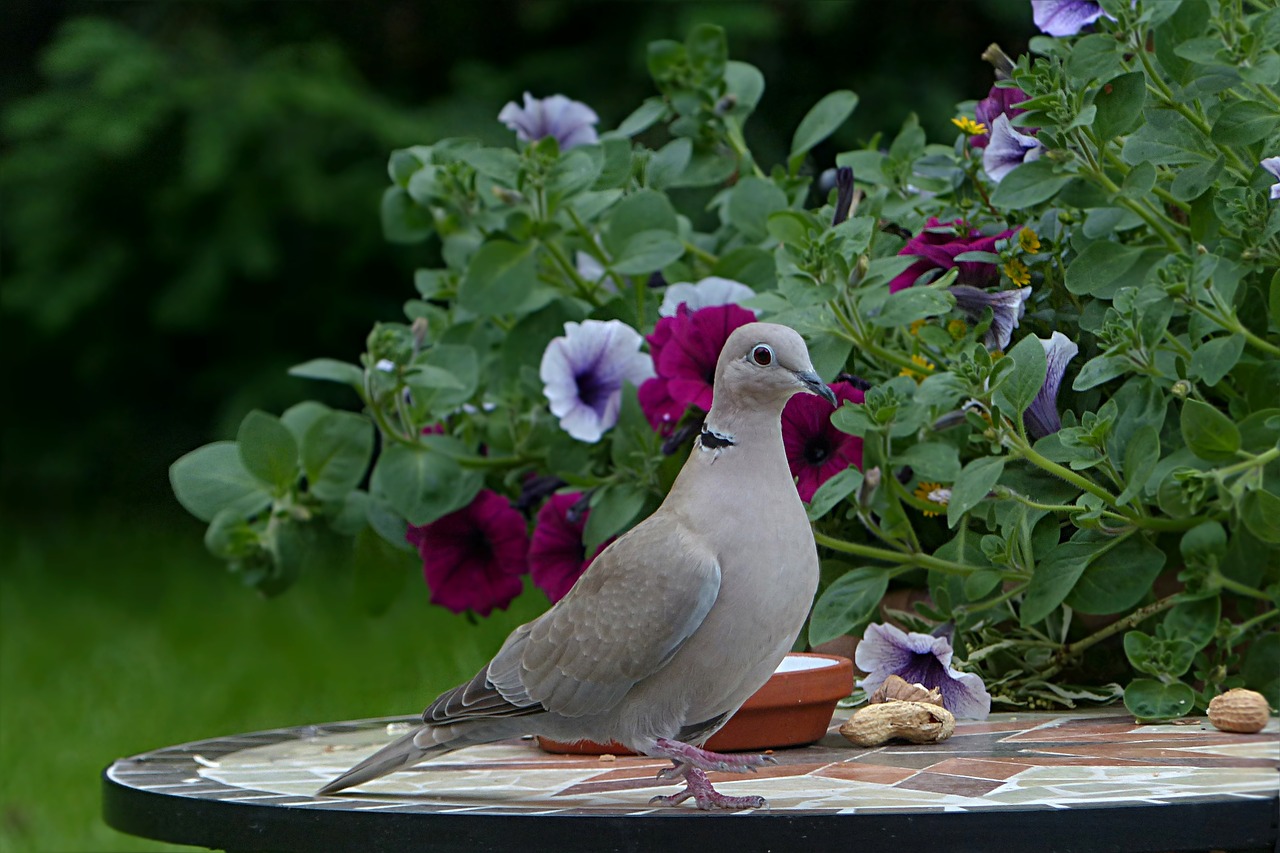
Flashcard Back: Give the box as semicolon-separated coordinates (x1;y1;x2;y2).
2;0;1029;514
2;3;1032;849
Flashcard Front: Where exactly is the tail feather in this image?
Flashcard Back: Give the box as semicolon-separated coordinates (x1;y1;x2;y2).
317;728;448;795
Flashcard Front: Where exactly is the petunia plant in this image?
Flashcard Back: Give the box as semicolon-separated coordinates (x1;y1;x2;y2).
172;3;1279;722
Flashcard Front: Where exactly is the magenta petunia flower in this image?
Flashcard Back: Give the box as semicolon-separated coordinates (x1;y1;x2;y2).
782;381;865;502
888;218;1017;293
406;490;530;617
1031;0;1114;37
971;84;1031;149
498;92;599;150
638;303;756;428
528;492;610;603
856;622;991;719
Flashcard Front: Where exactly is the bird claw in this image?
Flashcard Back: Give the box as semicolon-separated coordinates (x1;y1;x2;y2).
650;766;768;811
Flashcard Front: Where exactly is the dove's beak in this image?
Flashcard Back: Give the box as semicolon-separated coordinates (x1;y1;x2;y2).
797;371;837;407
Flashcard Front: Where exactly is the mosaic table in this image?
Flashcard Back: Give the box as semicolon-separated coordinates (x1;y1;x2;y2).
103;710;1279;853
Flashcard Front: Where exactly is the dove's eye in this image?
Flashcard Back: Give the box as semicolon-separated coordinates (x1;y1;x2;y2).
751;345;773;366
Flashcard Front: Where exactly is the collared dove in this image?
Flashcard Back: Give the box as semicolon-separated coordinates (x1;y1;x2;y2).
318;322;836;809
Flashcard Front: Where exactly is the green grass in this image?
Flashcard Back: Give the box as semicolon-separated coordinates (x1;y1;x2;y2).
0;511;548;852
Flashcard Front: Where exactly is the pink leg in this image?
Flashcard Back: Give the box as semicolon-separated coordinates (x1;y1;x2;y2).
648;766;768;810
643;738;775;810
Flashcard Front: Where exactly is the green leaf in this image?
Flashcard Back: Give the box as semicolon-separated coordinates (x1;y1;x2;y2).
896;442;961;482
806;467;863;522
1067;534;1166;614
871;287;953;328
1242;632;1280;709
616;98;667;136
765;210;816;246
404;364;465;391
723;61;765;115
288;358;364;387
584;484;646;554
947;457;1005;527
380;187;432;244
410;344;479;414
170;442;272;523
1163;596;1220;652
1065;242;1159;297
1073;355;1130;391
1066;33;1125;83
685;23;727;79
964;570;1003;601
458;240;538;316
1210;100;1280;146
280;401;331;445
807;567;889;647
1021;534;1107;626
789;90;859;172
371;442;482;527
727;177;789;242
611;229;685;275
1122;108;1212;166
994;333;1048;418
604;189;678;255
1180;399;1240;462
237;410;299;493
548;146;604;196
1189;333;1244;386
1124;631;1198;678
204;508;258;560
301;411;374;503
990;159;1073;209
645;138;692;189
1241;489;1280;544
1170;154;1225;202
1092;72;1146;139
1117;424;1160;506
1124;678;1195;721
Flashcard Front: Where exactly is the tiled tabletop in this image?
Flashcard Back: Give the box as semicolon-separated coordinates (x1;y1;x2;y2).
103;710;1279;853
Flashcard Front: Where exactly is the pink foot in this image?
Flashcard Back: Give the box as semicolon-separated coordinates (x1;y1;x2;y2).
648;766;767;811
648;737;777;774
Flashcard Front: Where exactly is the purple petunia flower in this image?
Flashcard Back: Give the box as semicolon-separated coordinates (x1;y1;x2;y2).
1031;0;1114;36
950;285;1032;351
658;276;757;318
972;84;1032;149
1262;157;1280;201
638;303;755;427
1025;331;1080;439
888;218;1017;293
498;92;599;150
983;115;1044;183
855;622;991;719
406;490;530;617
781;381;865;501
528;492;610;603
540;320;654;443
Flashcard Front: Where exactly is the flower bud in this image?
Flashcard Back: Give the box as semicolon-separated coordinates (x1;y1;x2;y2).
858;466;882;507
1172;379;1192;399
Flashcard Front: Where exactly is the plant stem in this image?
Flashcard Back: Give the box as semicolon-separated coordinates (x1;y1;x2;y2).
1008;438;1122;508
1040;594;1181;680
1214;571;1275;602
813;531;1005;578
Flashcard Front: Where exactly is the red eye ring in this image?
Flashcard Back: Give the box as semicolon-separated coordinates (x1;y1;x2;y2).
752;345;773;366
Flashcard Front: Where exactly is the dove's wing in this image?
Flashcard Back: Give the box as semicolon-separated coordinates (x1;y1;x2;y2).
423;515;721;723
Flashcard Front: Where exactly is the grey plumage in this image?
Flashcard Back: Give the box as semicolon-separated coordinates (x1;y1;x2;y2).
319;322;835;808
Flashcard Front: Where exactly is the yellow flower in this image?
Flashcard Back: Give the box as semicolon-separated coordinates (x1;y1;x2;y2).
1018;227;1041;253
909;319;925;337
913;481;951;517
951;116;988;136
899;353;935;382
1003;258;1031;286
947;319;968;340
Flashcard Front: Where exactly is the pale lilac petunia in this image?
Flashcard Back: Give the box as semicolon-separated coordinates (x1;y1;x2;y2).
540;320;654;443
950;285;1032;351
1262;157;1280;201
855;623;991;719
1025;331;1079;440
983;115;1044;183
1031;0;1113;36
659;276;757;317
498;93;599;150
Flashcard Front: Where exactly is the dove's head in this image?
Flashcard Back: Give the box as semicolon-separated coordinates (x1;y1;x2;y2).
711;322;837;412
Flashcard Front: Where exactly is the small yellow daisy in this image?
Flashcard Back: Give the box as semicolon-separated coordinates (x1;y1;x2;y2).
1018;227;1041;253
899;353;935;382
909;319;926;337
913;481;951;517
951;116;988;136
947;319;968;340
1003;258;1031;286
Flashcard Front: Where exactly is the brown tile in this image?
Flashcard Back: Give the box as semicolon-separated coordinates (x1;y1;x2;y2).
814;764;918;785
927;757;1032;780
893;772;1004;797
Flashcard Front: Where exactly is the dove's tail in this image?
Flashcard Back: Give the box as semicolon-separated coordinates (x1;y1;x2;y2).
317;725;461;795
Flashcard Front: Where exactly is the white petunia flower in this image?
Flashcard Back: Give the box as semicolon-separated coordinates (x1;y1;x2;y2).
658;276;757;318
539;320;654;443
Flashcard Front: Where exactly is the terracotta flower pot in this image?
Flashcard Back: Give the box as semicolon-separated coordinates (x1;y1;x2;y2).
536;652;854;755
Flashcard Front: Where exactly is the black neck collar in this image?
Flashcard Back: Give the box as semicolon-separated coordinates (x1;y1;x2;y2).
699;426;736;449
